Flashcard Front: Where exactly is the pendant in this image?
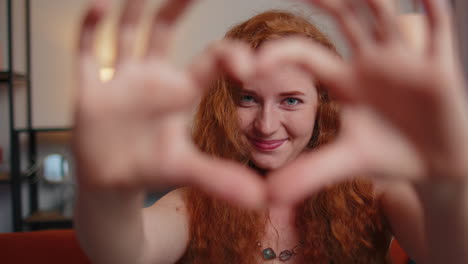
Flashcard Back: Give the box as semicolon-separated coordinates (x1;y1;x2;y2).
262;248;276;260
278;250;293;261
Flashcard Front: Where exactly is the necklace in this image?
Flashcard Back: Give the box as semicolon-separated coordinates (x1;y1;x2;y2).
257;241;305;262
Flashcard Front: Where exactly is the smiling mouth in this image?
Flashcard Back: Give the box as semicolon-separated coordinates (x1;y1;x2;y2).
249;138;287;151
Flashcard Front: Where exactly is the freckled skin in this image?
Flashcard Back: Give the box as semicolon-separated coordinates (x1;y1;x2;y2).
236;66;319;171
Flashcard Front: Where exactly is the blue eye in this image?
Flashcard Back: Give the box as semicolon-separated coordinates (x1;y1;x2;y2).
284;98;300;106
240;95;255;103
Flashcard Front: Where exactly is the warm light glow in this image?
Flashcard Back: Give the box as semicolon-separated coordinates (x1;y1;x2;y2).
100;67;115;82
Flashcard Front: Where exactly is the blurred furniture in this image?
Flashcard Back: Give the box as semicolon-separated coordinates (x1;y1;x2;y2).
0;229;411;264
390;238;411;264
1;0;32;233
1;0;73;232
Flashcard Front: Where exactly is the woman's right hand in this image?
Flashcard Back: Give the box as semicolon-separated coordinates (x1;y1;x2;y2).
73;0;266;208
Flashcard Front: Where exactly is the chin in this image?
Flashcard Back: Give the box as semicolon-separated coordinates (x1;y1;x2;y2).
251;158;287;172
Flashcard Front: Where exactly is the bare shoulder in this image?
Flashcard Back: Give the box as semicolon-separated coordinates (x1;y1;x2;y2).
150;187;189;212
141;187;190;263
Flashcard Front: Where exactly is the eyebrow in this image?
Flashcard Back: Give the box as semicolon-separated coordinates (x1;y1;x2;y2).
240;89;306;97
279;91;306;97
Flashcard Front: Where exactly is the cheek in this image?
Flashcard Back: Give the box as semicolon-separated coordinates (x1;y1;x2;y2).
287;109;317;140
237;108;255;131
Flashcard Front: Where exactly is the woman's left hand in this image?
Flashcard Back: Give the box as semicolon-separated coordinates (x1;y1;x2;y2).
258;0;468;204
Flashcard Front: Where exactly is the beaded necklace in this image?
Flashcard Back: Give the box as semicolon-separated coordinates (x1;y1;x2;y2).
257;241;305;262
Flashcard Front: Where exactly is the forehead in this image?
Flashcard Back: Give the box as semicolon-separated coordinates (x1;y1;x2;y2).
243;65;317;96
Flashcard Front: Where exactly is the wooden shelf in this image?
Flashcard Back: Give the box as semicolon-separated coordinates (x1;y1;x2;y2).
15;127;72;133
0;171;9;183
0;71;28;84
14;128;73;144
0;171;40;184
37;130;72;144
25;211;72;224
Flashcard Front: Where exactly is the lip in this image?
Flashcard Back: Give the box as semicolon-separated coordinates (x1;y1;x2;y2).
249;138;287;151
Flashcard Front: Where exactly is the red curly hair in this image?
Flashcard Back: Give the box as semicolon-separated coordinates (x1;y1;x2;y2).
177;10;392;263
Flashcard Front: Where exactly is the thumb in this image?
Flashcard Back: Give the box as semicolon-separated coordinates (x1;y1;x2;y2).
267;141;365;205
180;152;267;209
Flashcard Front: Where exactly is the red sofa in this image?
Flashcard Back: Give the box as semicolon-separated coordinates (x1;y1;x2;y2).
0;229;91;264
0;229;409;264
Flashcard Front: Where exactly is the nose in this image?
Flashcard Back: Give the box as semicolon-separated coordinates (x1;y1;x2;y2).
253;105;280;137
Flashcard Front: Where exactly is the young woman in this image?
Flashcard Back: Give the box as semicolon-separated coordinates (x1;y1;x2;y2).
73;0;468;263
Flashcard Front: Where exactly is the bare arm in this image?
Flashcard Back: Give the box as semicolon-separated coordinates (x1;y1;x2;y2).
380;179;468;264
415;181;468;264
74;188;148;264
75;187;188;264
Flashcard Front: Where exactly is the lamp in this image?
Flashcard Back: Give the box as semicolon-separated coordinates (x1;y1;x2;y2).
25;153;72;184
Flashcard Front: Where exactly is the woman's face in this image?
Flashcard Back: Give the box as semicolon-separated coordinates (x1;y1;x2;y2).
236;66;319;171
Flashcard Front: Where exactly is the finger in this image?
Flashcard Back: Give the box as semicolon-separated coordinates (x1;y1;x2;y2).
188;40;255;93
267;141;365;205
138;41;254;115
398;14;430;56
78;0;109;88
115;0;147;65
181;153;267;209
257;38;358;102
146;0;195;59
307;0;372;53
419;0;453;54
363;0;400;43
